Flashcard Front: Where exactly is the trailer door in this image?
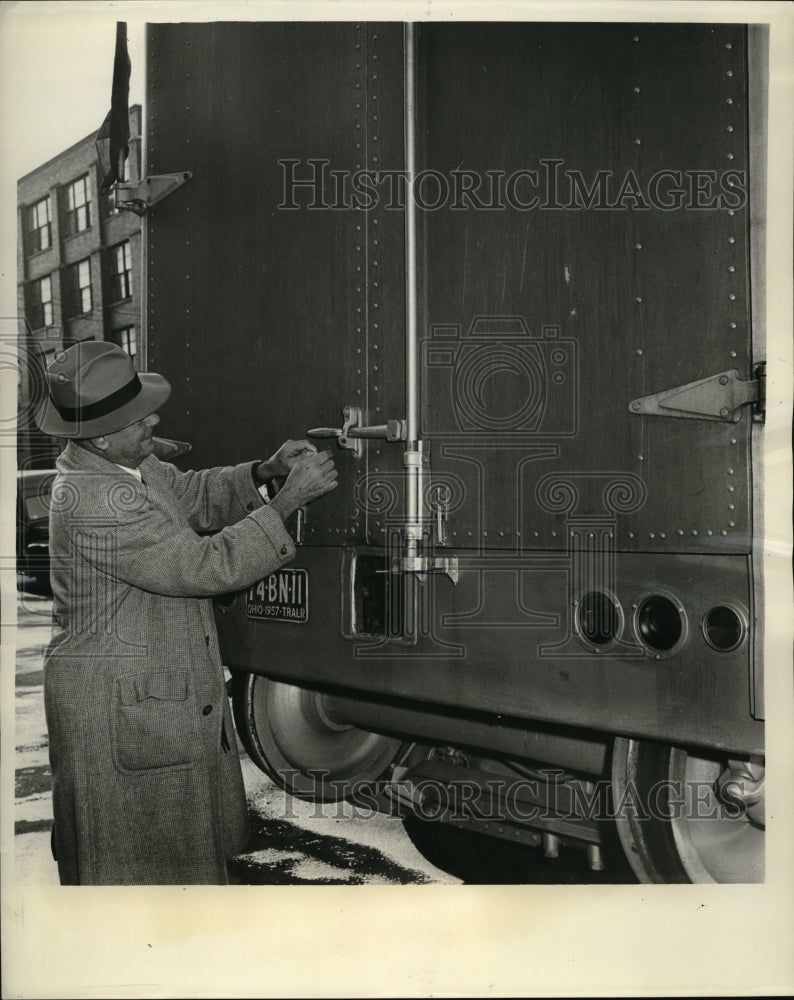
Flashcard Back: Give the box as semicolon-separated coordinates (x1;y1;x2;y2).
412;21;759;558
145;22;407;547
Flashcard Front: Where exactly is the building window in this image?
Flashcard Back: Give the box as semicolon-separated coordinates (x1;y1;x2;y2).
113;326;137;361
27;197;52;253
63;175;91;236
110;241;133;301
29;275;53;329
65;259;92;318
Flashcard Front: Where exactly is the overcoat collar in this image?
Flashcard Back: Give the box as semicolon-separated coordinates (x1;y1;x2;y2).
58;440;159;481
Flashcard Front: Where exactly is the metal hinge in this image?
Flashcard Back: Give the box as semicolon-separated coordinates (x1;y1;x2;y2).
629;365;765;423
113;172;193;216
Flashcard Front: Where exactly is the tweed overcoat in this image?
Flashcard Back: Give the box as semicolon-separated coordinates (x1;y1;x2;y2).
44;441;296;885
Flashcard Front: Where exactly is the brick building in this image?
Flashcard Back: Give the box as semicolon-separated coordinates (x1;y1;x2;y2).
16;105;143;468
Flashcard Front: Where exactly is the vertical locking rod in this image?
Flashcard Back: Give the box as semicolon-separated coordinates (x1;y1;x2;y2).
405;22;418;452
404;22;422;559
402;22;422;640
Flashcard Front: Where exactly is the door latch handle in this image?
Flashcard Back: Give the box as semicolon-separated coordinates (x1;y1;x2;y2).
308;405;406;456
426;483;450;547
295;506;307;545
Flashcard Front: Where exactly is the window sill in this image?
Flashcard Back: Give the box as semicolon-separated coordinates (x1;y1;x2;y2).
25;245;53;261
62;228;93;243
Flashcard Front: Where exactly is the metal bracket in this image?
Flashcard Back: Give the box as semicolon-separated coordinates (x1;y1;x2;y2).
629;367;765;423
113;172;193;216
393;554;459;585
308;405;406;458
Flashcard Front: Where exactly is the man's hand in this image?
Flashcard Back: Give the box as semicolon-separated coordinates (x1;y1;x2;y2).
268;450;338;521
255;439;317;482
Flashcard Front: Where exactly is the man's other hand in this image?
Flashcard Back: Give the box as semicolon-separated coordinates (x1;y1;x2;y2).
256;439;318;481
268;450;338;521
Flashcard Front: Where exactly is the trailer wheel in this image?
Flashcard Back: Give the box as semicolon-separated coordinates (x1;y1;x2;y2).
230;671;402;801
611;737;764;883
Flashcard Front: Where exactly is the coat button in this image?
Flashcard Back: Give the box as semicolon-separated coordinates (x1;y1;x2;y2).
202;704;213;716
280;544;288;555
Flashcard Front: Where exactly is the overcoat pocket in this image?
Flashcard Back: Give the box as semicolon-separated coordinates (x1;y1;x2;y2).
112;671;202;772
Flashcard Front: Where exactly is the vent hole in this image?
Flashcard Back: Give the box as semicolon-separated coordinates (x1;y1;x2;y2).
703;605;745;651
637;595;683;651
577;591;620;646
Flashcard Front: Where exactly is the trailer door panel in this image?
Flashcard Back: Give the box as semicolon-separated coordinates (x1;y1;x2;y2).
146;22;406;546
413;22;755;556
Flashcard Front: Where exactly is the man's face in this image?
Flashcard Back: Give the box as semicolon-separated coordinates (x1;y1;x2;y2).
96;412;160;468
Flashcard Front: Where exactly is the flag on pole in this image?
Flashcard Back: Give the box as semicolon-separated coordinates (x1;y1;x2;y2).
95;22;131;194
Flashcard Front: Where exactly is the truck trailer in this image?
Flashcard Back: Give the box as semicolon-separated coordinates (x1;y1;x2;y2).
134;20;767;882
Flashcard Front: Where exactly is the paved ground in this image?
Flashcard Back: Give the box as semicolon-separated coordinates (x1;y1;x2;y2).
13;585;461;886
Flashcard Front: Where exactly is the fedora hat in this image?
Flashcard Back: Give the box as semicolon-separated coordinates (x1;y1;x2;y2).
35;340;172;438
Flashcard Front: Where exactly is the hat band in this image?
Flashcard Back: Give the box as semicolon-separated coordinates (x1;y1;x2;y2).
54;373;143;423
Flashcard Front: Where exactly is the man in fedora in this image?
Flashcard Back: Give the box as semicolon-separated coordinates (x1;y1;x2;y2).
35;340;338;885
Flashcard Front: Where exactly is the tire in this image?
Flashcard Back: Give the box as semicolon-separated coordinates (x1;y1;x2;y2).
231;671;402;801
611;737;764;883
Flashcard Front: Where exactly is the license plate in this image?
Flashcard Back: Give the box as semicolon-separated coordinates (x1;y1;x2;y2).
246;569;308;623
